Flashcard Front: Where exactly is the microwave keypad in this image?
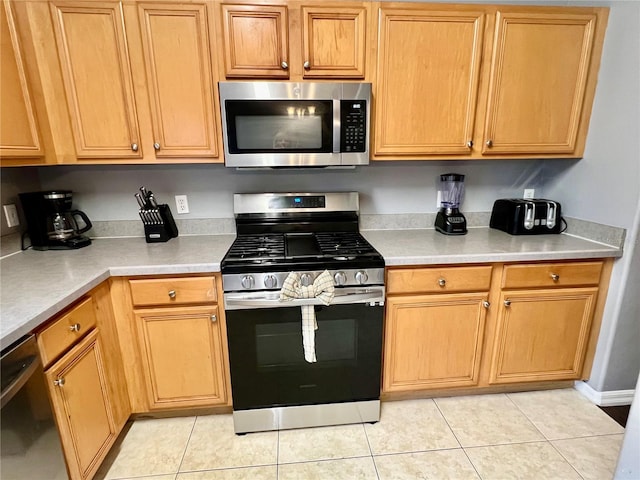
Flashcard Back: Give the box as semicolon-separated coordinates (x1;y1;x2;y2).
341;100;366;153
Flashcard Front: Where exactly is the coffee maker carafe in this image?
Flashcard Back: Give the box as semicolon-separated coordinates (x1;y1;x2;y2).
19;191;92;250
435;173;467;235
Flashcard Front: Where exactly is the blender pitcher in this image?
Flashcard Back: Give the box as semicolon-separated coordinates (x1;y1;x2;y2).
435;173;467;235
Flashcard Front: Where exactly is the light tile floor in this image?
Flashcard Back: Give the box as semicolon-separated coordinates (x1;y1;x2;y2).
95;388;625;480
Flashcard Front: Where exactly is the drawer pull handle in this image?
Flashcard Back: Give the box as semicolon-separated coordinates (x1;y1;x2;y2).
54;378;65;387
550;273;560;282
438;278;446;287
483;301;490;308
69;323;81;332
168;290;176;299
210;314;217;323
504;299;511;307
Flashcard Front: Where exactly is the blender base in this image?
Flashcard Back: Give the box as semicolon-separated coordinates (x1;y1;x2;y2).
435;209;467;235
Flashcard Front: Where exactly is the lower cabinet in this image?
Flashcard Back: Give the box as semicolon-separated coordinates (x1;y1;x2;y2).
383;259;611;396
384;293;489;392
44;330;116;480
113;274;231;412
383;265;493;393
35;285;128;480
135;305;227;409
489;288;597;383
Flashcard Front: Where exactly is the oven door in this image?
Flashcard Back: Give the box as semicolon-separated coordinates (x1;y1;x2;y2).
225;289;383;411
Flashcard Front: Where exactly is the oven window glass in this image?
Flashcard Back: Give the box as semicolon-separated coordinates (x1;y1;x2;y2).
225;100;332;153
255;318;357;370
226;303;382;410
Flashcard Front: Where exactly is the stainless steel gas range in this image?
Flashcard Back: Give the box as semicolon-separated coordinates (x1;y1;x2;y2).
221;192;385;434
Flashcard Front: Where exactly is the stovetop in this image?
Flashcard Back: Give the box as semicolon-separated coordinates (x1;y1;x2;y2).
221;192;385;290
221;231;384;274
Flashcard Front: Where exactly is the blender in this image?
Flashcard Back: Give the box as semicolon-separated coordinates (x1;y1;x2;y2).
435;173;467;235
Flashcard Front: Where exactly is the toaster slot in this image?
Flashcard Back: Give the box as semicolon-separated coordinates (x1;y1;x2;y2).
524;202;535;230
546;201;557;229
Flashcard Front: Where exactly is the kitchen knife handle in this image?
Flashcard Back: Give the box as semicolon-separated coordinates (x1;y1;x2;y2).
148;193;159;208
135;193;146;209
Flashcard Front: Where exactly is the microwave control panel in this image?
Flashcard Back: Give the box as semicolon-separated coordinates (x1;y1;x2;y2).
340;100;367;153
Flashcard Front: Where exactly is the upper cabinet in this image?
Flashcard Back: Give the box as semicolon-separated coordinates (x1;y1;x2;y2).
372;4;608;160
482;11;598;155
6;0;222;164
136;3;219;158
50;1;142;159
220;4;289;78
0;1;43;160
219;2;369;80
374;8;484;156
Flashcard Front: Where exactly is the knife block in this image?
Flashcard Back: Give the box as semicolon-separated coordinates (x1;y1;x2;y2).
143;204;179;243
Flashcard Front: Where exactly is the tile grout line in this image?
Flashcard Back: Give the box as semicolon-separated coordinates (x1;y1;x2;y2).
505;392;552;441
175;415;198;476
432;398;484;480
276;428;280;479
361;421;381;480
546;439;587;480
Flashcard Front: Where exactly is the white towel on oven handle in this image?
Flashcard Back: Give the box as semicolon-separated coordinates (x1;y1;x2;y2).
279;270;335;363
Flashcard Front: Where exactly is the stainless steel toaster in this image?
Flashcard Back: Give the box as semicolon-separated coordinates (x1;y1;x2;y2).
490;199;562;235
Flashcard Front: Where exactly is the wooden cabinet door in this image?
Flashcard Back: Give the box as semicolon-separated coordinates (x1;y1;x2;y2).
482;11;597;155
221;4;289;78
50;1;141;159
301;6;366;79
136;305;227;409
0;1;42;158
374;9;484;156
137;3;218;158
489;288;598;384
45;329;115;480
383;293;489;392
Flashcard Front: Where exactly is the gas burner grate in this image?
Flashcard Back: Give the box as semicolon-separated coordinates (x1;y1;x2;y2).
224;234;285;261
315;232;378;257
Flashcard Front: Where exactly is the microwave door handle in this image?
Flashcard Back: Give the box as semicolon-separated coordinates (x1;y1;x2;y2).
333;99;341;153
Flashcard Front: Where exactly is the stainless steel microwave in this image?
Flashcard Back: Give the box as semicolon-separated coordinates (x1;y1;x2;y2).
219;82;371;168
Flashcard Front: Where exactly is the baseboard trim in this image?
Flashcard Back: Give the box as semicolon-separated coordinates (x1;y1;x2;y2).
574;381;635;406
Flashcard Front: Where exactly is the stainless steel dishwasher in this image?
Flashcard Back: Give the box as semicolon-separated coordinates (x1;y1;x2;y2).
1;334;68;479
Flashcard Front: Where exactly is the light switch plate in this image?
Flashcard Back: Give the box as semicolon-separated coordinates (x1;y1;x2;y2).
3;204;20;227
523;189;535;199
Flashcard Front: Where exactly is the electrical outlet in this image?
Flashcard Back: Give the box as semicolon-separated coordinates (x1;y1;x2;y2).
3;204;20;227
523;189;535;199
175;195;189;214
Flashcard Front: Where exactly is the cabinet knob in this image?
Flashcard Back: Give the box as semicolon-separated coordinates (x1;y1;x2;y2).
483;301;490;308
281;61;289;70
504;299;511;307
303;61;310;70
54;378;65;387
210;314;217;323
550;273;560;282
438;278;446;287
466;140;473;148
168;290;177;299
69;323;81;332
131;143;139;151
153;142;160;151
486;139;493;147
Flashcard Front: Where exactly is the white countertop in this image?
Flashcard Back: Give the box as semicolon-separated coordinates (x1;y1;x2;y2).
0;228;621;350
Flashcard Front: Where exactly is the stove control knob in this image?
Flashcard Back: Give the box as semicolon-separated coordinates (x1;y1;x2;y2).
334;271;347;286
300;273;313;286
241;275;255;289
355;270;368;285
264;274;278;289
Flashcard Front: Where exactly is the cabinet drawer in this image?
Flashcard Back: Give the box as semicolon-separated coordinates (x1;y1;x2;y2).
129;276;217;307
502;261;603;289
37;297;96;367
387;266;493;294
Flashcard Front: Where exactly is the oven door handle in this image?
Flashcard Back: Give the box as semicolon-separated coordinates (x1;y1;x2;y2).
224;287;384;310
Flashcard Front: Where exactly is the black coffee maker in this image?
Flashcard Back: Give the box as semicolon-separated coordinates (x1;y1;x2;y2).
19;191;92;250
